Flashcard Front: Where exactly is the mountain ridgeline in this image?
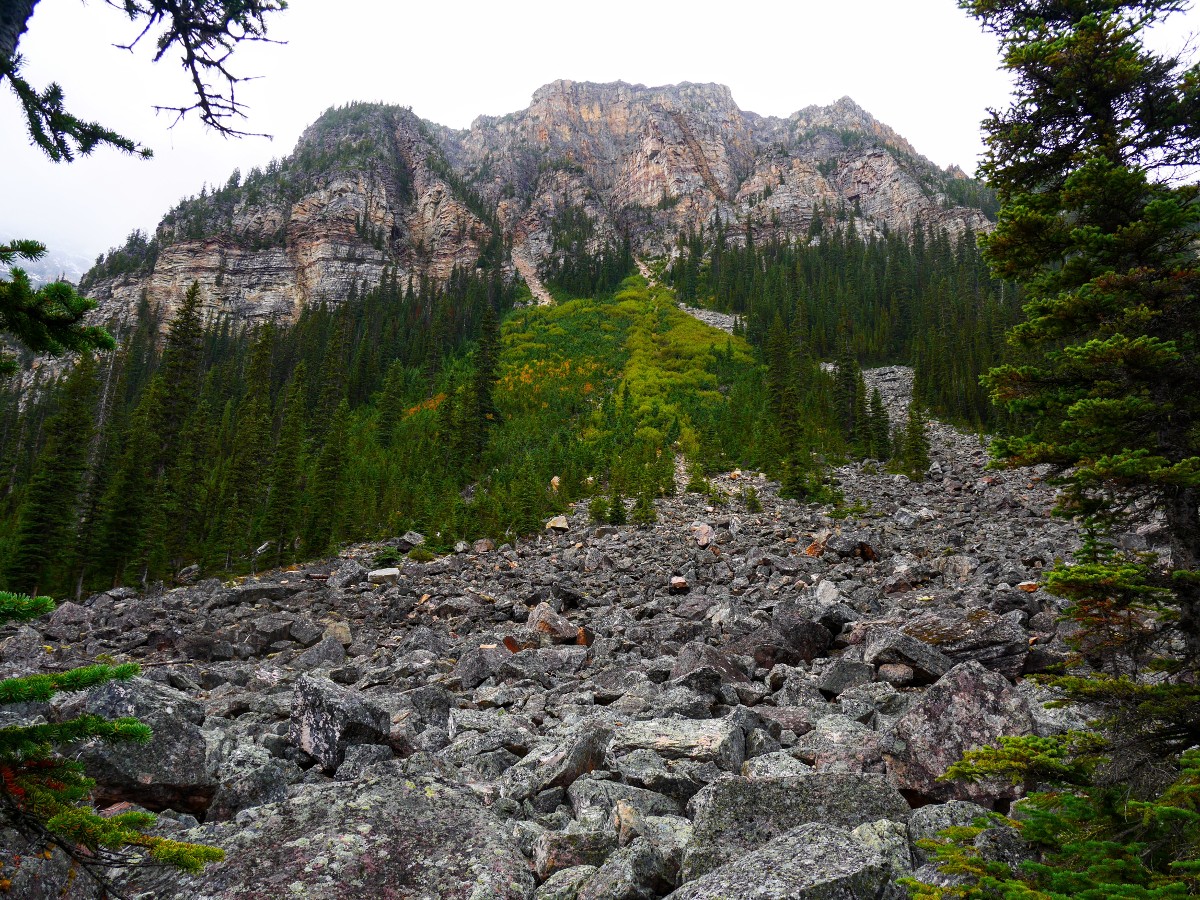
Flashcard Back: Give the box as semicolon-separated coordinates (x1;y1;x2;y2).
0;81;1016;592
79;80;994;328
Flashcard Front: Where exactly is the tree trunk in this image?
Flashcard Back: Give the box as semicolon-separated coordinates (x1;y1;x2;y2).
0;0;38;65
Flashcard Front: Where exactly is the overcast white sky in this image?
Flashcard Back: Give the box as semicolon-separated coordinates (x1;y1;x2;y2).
1;0;1196;261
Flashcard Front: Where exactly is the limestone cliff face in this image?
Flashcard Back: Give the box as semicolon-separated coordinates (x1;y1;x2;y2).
81;82;992;326
83;104;498;328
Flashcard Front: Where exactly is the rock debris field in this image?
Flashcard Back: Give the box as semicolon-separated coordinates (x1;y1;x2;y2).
4;367;1152;899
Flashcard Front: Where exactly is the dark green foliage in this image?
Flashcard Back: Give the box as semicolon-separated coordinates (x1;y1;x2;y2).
667;218;1021;430
588;494;610;524
607;489;627;526
541;205;635;300
2;355;98;595
0;241;115;376
909;2;1200;897
893;404;931;480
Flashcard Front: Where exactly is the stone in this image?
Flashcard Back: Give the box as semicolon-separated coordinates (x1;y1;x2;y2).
902;609;1030;678
536;865;599;900
535;829;619;880
503;725;612;801
206;745;289;822
817;657;875;696
863;626;954;682
44;600;91;641
568;776;683;821
288;675;390;773
669;642;748;684
323;620;353;646
474;537;496;553
680;774;910;880
907;800;992;865
608;718;745;773
668;576;689;595
118;774;533;899
578;837;674;900
396;530;426;551
326;560;367;589
741;751;814;778
529;601;582;644
294;635;347;671
367;567;400;585
547;515;571;531
667;823;894;899
53;677;215;816
889;661;1036;803
455;643;513;689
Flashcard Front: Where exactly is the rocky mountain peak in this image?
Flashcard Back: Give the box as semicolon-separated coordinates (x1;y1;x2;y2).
78;81;996;328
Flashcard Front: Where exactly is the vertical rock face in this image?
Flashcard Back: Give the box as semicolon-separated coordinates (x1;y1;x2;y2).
80;81;993;327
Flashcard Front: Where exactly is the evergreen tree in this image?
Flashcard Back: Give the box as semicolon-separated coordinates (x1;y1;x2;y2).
305;399;350;555
867;388;890;461
911;2;1200;895
262;365;307;568
3;356;99;594
895;403;930;480
0;243;115;375
467;301;501;458
607;487;627;526
631;475;657;527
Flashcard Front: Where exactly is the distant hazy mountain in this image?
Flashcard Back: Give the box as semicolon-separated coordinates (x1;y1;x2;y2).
1;248;94;287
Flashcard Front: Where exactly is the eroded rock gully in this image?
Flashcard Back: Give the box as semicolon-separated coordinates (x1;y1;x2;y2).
2;369;1134;899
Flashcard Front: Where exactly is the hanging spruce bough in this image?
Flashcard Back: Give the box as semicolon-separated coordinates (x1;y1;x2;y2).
0;242;115;376
0;591;223;888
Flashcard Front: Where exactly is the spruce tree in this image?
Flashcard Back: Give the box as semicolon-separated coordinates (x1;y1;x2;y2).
3;355;99;594
263;365;307;568
305;399;350;556
0;243;115;375
910;2;1200;895
867;388;890;461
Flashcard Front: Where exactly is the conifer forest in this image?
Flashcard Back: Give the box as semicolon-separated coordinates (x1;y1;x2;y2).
2;0;1200;898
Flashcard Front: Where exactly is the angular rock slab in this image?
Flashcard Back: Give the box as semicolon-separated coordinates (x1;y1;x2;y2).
57;677;215;815
288;675;390;773
680;773;910;881
608;717;745;773
888;661;1035;804
668;823;893;899
119;774;535;899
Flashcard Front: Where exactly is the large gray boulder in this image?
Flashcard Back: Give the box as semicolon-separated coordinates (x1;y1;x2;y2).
608;718;745;773
288;675;390;773
667;823;895;899
680;773;910;881
119;772;535;899
888;661;1036;803
54;676;215;815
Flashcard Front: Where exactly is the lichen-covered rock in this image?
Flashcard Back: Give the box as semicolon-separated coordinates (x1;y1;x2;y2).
680;774;910;880
607;718;745;773
577;837;674;900
535;828;620;880
118;773;535;899
667;823;895;899
53;676;215;815
888;662;1036;803
535;866;599;900
287;675;390;773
